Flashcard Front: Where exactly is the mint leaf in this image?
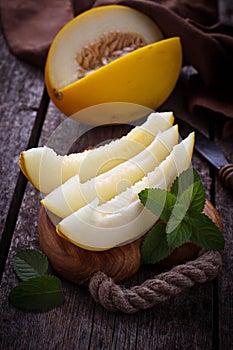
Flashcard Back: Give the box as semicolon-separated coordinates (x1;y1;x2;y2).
189;213;225;251
139;188;176;221
170;168;202;197
167;181;206;234
166;203;188;234
166;219;192;250
141;222;173;264
184;182;206;214
140;168;225;265
9;276;64;311
13;249;48;281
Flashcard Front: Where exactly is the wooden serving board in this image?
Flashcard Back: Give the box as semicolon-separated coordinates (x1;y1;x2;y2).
38;199;222;285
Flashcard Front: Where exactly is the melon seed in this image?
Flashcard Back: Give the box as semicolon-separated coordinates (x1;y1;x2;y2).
76;31;147;79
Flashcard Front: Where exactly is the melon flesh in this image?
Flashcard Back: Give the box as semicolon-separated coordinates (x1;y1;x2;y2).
45;6;182;120
48;5;163;89
57;132;194;250
41;125;179;218
19;112;174;194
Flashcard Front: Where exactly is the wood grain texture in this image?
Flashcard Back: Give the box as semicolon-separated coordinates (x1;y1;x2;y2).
38;206;142;285
0;94;218;350
38;199;221;285
215;136;233;350
0;33;44;239
0;184;215;350
0;23;233;349
0;104;217;350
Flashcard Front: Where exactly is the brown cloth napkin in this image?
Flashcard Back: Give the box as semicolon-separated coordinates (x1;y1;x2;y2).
1;0;233;125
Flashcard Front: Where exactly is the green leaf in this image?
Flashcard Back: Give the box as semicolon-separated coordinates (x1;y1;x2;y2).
139;188;176;222
166;219;192;250
170;168;202;197
166;203;188;234
166;181;206;234
9;276;64;311
141;222;174;264
13;249;48;281
139;168;225;264
189;213;225;251
184;181;206;214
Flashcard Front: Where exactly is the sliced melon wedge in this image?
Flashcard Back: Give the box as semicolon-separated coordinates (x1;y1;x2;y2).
19;111;174;194
41;125;179;218
57;132;195;250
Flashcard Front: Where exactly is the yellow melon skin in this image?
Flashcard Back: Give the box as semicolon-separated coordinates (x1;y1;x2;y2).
46;38;182;122
45;5;182;123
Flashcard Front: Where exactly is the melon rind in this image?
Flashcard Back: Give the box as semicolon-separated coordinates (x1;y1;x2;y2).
46;5;164;90
45;5;182;121
57;132;195;250
41;125;179;218
19;112;174;194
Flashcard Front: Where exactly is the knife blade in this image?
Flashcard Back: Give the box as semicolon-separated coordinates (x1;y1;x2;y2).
175;118;233;191
192;130;233;191
195;131;229;169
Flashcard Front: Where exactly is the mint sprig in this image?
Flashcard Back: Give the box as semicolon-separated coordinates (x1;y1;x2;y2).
9;248;64;311
139;168;225;264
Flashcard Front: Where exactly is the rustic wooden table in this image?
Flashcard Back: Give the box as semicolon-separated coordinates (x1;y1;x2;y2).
0;22;232;349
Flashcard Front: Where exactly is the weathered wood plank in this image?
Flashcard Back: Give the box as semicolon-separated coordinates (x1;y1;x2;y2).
0;102;216;350
214;135;233;350
0;30;44;241
0;102;99;349
1;25;232;349
102;152;214;350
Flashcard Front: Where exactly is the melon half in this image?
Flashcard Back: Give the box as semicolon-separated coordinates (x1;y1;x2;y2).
45;5;182;122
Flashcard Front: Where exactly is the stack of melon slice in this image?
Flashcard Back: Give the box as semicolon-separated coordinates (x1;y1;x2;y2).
19;112;194;251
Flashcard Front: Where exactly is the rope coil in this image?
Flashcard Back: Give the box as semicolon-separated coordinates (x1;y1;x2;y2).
89;250;222;313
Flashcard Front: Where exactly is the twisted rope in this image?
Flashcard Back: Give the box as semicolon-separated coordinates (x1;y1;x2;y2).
89;251;222;313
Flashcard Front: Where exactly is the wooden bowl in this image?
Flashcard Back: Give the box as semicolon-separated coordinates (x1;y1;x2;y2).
38;199;222;285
